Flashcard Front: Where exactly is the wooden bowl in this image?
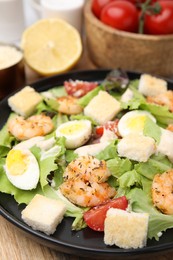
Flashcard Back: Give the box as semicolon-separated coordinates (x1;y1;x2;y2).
84;0;173;77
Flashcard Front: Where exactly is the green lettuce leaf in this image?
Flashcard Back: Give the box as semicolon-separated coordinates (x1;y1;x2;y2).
48;86;67;97
143;117;161;144
70;114;97;125
140;103;173;127
128;188;173;240
36;100;55;114
0;113;18;147
44;98;59;111
0;158;43;204
135;153;173;180
107;157;132;178
118;170;142;189
96;141;118;161
121;84;146;110
0;146;10;157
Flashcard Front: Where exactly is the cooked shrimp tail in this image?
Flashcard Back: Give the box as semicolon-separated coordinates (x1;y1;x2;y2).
8;113;54;141
147;90;173;113
60;155;116;207
57;95;83;115
152;169;173;215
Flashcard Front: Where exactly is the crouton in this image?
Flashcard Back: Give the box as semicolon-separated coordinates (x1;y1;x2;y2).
104;208;149;249
157;128;173;162
84;91;121;125
138;74;167;97
21;194;66;235
117;134;156;162
8;86;43;117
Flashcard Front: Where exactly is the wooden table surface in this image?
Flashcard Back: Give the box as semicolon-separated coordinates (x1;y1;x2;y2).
1;41;173;260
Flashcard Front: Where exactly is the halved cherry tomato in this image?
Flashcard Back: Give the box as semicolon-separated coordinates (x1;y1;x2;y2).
95;126;104;136
144;0;173;35
100;1;139;32
83;196;128;231
64;80;98;98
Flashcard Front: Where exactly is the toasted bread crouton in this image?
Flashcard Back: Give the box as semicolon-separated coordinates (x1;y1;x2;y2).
104;208;149;249
117;134;156;162
138;74;167;97
21;194;66;235
157;128;173;162
84;91;121;125
8;86;43;117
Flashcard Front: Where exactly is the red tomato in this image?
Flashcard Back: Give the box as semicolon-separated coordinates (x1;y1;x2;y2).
64;80;98;98
83;196;128;231
92;0;114;18
100;1;139;32
95;120;119;137
144;1;173;35
95;126;104;136
105;119;119;135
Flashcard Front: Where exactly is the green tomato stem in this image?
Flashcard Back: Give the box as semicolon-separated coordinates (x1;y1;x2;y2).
138;0;152;34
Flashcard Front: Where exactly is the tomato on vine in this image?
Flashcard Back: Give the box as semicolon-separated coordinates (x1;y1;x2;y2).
91;0;144;19
100;1;139;32
91;0;114;18
144;0;173;35
91;0;173;35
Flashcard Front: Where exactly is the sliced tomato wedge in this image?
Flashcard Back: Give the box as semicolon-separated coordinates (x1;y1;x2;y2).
95;119;120;137
64;80;98;98
105;119;119;135
83;196;128;231
95;126;104;136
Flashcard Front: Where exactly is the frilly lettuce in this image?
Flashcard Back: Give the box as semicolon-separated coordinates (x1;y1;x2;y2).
128;188;173;240
122;80;173;127
0;113;18;147
96;139;173;240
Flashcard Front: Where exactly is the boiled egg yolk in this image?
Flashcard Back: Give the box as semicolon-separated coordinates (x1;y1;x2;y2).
6;149;29;176
5;148;39;190
118;110;156;137
56;120;92;149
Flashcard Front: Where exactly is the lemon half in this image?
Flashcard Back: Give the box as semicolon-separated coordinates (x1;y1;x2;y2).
21;18;82;76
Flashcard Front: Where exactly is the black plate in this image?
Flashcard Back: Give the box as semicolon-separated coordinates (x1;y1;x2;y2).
1;69;173;259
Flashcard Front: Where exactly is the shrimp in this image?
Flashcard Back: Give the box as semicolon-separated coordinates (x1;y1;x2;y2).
147;90;173;112
8;114;54;141
59;155;116;207
152;169;173;215
57;95;83;115
167;124;173;132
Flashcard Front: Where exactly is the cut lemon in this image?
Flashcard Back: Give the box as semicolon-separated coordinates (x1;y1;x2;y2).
21;18;82;76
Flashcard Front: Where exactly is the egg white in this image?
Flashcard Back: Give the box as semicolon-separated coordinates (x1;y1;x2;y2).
5;148;39;190
118;110;156;137
56;120;92;149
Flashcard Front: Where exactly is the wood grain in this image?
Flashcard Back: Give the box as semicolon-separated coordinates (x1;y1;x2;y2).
84;0;173;77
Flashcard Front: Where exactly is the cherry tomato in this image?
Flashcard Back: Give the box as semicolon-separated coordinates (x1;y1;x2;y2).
64;80;98;98
83;196;128;231
100;1;139;32
105;119;119;135
95;119;120;137
95;119;119;137
95;126;104;136
144;0;173;35
92;0;114;18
